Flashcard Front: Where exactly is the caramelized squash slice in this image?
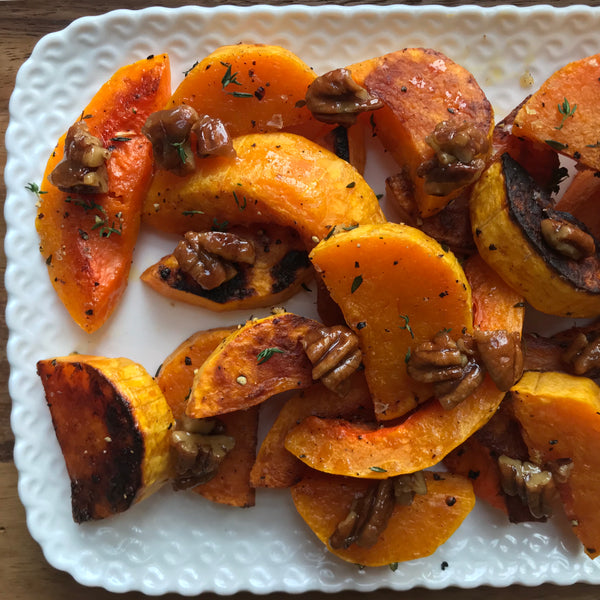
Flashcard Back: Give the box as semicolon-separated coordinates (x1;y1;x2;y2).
284;254;522;478
291;470;475;566
36;54;171;333
37;355;174;522
510;371;600;558
142;132;385;244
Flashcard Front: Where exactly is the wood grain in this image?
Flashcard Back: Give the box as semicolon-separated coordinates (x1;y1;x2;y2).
2;1;600;598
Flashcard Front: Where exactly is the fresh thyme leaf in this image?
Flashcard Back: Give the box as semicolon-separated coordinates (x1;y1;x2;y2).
370;466;387;473
257;347;285;364
586;141;600;148
182;209;205;216
25;182;47;198
399;314;415;338
211;218;229;231
183;60;199;77
545;139;568;151
324;226;336;240
389;563;399;572
110;136;131;142
233;190;247;210
351;274;363;293
229;91;253;98
171;141;187;164
342;224;359;231
555;97;577;130
220;61;242;88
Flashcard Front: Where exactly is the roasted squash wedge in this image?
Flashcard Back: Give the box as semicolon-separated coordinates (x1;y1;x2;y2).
510;371;600;558
348;47;493;217
37;355;174;522
156;327;257;507
142;132;385;244
513;53;600;171
555;168;600;241
291;470;475;566
250;371;374;488
470;153;600;317
309;222;473;420
284;253;521;478
141;224;312;311
36;54;171;333
186;313;323;419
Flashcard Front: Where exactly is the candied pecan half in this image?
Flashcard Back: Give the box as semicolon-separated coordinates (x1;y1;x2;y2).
393;471;428;506
170;417;235;490
541;217;596;261
192;114;236;158
142;105;199;175
305;68;383;126
302;325;362;393
473;329;524;391
563;331;600;376
173;231;256;290
417;120;489;196
48;120;111;193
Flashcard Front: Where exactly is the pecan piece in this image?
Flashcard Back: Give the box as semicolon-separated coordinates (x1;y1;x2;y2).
142;105;199;175
562;331;600;376
305;68;383;126
192;114;236;158
393;470;428;506
497;455;557;519
302;325;362;393
541;217;596;261
170;417;235;490
173;231;256;290
473;329;524;391
48;120;111;193
417;120;489;196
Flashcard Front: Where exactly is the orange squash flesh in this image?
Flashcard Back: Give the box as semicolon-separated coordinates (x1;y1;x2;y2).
513;53;600;171
142;132;386;244
348;48;493;217
250;371;375;488
156;327;257;508
284;252;523;478
168;44;329;142
510;371;600;558
291;470;475;566
309;222;473;421
36;54;171;333
186;313;323;419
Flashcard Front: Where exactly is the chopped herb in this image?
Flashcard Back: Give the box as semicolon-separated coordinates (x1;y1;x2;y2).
351;274;363;293
346;181;356;188
555;97;577;130
220;61;242;88
182;209;205;215
586;141;600;148
257;347;285;364
399;314;415;338
230;91;254;98
545;139;568;151
389;563;399;572
370;466;387;473
183;60;199;77
211;218;229;231
356;321;367;330
92;214;122;238
513;301;525;308
171;141;187;164
324;226;337;240
25;182;47;198
233;190;247;210
404;348;411;363
110;136;131;142
65;196;105;213
342;224;359;231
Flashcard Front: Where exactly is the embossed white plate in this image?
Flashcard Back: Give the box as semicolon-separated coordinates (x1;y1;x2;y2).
6;4;600;595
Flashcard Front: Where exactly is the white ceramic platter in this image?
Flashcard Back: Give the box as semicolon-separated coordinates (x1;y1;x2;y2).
6;3;600;595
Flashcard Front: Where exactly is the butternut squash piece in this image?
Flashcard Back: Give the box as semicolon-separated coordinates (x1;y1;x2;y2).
348;48;493;217
37;355;174;522
510;371;600;558
186;313;323;419
291;470;475;566
470;153;600;317
156;327;257;507
169;44;329;141
250;371;374;488
310;222;473;420
284;252;521;478
513;53;600;171
141;224;312;312
555;169;600;240
142;132;386;244
36;54;171;333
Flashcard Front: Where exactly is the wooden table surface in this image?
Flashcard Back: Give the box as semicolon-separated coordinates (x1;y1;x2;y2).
2;1;600;598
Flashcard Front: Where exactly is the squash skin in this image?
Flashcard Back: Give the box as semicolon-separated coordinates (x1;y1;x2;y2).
142;132;386;244
348;47;493;218
510;371;600;558
513;53;600;171
185;313;323;419
291;470;475;566
156;327;257;507
140;224;312;312
36;54;171;333
37;355;174;522
470;154;600;318
284;252;522;478
309;222;473;421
